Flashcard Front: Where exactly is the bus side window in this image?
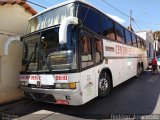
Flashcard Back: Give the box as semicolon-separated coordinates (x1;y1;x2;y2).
101;16;116;41
141;38;144;49
144;40;146;49
115;23;125;43
137;36;141;48
95;38;103;63
80;6;100;35
115;24;125;43
141;39;145;49
125;29;132;46
131;33;138;47
81;35;93;68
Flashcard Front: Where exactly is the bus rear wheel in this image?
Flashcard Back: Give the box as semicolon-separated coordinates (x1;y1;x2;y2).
136;64;141;77
98;71;112;98
140;64;143;74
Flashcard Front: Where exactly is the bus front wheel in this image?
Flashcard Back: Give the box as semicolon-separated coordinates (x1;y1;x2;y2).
98;71;112;98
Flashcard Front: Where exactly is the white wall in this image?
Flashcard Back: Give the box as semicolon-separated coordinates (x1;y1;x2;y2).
0;41;23;103
0;4;31;34
0;4;32;54
136;30;155;58
0;4;33;103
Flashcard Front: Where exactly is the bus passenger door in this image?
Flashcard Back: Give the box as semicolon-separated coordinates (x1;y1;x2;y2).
79;30;96;103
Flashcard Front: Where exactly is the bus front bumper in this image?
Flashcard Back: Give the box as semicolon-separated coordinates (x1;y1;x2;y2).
21;87;82;106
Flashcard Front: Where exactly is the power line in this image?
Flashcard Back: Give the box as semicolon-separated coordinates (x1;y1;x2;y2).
133;21;157;30
89;0;123;18
0;29;22;37
23;0;47;9
100;0;152;39
0;30;21;35
0;32;16;36
135;20;160;26
133;21;154;42
33;0;47;5
101;0;130;18
133;21;142;31
100;0;159;32
100;0;135;31
39;0;54;7
25;0;158;32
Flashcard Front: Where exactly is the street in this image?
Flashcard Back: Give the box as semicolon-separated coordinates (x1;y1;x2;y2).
0;70;160;120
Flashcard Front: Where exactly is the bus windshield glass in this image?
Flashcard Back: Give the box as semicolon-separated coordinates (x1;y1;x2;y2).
26;3;76;34
22;25;77;72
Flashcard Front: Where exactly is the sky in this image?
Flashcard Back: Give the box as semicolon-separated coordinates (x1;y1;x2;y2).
27;0;160;32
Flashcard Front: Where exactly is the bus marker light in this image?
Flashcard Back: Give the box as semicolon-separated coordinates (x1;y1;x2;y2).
69;82;76;89
56;100;69;105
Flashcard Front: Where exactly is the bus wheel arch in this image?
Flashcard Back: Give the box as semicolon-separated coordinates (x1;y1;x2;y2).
141;62;144;72
98;68;113;98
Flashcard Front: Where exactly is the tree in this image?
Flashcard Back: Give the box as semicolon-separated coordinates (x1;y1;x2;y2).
153;31;160;40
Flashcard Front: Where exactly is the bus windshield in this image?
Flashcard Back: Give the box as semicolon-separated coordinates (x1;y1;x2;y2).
22;25;77;72
26;3;76;34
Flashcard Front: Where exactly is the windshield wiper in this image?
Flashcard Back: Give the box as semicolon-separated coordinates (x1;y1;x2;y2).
25;52;35;72
42;51;52;72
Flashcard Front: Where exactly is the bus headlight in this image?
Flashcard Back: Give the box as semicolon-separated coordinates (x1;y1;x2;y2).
55;83;76;89
20;81;28;86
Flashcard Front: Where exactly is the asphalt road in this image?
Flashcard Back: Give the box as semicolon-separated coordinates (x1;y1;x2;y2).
1;70;160;120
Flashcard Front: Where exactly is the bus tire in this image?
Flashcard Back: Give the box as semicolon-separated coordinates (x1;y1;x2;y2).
136;64;140;77
140;64;143;74
98;71;112;98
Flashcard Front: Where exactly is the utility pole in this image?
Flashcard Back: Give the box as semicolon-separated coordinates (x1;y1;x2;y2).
22;0;47;9
129;10;133;31
129;10;132;29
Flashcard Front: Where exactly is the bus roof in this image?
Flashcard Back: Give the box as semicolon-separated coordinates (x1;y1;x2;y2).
29;0;128;30
29;0;140;37
30;0;91;20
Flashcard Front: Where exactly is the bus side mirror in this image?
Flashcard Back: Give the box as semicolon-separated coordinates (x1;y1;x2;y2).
59;17;78;44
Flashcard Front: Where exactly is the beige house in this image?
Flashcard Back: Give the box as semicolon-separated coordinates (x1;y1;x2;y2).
0;0;36;104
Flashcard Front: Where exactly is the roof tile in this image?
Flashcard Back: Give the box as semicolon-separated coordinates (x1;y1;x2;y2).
0;0;37;15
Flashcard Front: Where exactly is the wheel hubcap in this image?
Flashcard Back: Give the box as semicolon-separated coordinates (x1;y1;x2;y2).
99;78;108;92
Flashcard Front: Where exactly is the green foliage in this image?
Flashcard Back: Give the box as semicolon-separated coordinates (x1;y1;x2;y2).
153;31;160;40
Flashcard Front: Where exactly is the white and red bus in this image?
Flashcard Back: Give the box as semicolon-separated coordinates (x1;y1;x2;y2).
20;0;147;105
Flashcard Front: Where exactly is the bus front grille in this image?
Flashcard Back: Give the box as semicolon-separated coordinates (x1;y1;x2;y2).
24;92;56;103
28;84;55;89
